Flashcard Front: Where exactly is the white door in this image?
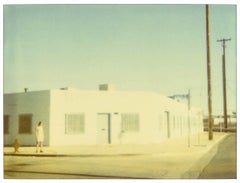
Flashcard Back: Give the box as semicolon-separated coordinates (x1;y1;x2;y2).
97;114;110;144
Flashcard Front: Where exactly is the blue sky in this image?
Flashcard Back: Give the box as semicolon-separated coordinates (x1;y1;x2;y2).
3;4;237;115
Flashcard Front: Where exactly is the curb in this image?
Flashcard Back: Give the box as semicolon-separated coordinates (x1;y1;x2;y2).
181;133;229;179
4;152;143;158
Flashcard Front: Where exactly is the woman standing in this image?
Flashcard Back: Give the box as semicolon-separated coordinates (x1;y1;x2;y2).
35;121;44;153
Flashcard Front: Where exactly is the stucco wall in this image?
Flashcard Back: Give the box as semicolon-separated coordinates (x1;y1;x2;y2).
48;89;203;145
4;89;203;146
4;91;50;146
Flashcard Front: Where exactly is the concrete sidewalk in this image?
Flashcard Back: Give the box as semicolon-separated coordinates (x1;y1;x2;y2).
4;132;228;178
4;132;227;156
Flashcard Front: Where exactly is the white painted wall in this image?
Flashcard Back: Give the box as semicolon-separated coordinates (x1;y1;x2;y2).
48;89;203;145
4;91;50;146
4;88;203;146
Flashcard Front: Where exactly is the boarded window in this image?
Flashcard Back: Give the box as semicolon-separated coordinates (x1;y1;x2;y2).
65;113;85;134
19;114;32;134
121;113;139;132
4;115;9;134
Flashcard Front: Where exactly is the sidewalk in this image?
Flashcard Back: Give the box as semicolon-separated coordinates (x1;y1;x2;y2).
4;132;228;178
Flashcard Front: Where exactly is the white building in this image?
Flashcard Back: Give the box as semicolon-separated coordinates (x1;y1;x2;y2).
212;115;237;126
4;85;203;146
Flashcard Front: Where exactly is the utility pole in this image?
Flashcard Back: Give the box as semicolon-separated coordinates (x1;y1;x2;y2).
206;5;213;140
217;38;231;130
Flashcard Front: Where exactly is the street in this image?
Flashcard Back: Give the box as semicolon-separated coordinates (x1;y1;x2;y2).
4;151;207;179
198;133;236;179
4;154;182;179
4;155;150;179
4;133;236;179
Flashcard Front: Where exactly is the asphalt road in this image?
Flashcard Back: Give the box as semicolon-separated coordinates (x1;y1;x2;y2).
4;154;176;179
5;149;208;179
4;133;235;179
198;133;236;179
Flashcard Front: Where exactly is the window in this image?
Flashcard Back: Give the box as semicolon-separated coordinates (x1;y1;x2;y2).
19;114;32;134
65;113;85;134
121;113;139;132
4;115;9;134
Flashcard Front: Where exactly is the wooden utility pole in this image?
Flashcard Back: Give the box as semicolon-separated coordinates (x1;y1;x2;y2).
206;5;213;140
217;38;231;130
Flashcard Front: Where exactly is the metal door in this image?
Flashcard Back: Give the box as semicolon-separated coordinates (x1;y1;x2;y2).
164;111;170;138
97;113;110;144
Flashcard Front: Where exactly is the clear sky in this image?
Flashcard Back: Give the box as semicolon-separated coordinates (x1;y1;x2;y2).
3;4;237;115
